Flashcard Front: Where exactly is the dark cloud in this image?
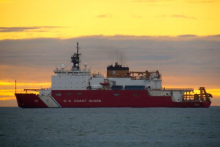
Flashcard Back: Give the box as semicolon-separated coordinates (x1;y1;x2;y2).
155;15;197;20
178;35;198;38
208;34;220;38
0;26;63;33
171;15;197;19
0;35;220;87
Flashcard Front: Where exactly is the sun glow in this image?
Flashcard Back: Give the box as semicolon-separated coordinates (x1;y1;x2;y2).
0;81;50;86
1;80;219;103
0;81;51;102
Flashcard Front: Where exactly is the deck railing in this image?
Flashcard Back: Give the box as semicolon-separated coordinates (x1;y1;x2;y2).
162;88;194;91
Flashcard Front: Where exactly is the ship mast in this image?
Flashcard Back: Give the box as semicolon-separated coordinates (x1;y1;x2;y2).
71;42;81;71
15;80;16;93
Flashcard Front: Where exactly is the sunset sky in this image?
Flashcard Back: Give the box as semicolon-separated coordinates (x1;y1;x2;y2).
0;0;220;106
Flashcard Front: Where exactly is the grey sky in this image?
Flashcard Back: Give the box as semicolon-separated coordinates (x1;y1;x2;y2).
0;35;219;87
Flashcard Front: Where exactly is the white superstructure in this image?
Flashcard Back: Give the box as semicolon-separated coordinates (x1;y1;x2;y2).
38;42;199;106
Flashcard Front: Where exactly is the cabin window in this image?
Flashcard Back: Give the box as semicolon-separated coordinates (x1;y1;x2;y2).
113;93;120;96
66;93;71;95
55;93;61;96
134;93;137;96
113;71;116;74
75;92;82;95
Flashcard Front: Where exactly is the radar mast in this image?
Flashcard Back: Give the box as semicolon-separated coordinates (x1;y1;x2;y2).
71;42;81;71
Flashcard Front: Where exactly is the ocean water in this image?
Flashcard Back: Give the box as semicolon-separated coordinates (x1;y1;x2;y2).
0;107;220;147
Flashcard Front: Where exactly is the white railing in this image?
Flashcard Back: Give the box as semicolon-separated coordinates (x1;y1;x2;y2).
162;88;194;91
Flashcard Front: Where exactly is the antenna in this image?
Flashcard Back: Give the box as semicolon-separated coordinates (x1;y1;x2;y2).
100;65;101;75
77;42;79;56
120;53;122;65
117;50;118;63
15;80;16;93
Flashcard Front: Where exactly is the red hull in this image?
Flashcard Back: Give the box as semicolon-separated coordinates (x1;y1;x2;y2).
15;90;211;108
15;93;48;108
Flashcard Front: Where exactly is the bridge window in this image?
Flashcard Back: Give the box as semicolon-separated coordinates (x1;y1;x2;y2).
75;92;82;95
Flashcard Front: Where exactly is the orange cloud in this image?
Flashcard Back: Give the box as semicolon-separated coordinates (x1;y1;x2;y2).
0;26;63;33
0;81;50;86
171;15;197;19
0;81;51;103
0;96;15;101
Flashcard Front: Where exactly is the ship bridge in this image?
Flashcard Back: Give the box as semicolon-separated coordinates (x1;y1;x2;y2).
54;68;90;76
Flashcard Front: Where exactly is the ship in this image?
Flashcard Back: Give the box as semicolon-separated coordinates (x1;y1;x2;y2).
15;42;212;108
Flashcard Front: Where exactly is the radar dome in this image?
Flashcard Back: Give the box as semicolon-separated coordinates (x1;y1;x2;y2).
61;64;65;68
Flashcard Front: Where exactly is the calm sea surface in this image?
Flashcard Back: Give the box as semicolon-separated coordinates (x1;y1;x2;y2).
0;107;220;147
